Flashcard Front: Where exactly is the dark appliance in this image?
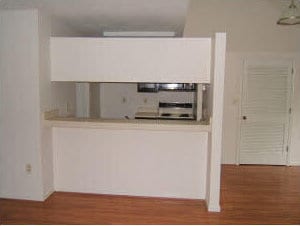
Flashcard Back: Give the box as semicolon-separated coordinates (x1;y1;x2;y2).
137;83;196;92
137;83;159;92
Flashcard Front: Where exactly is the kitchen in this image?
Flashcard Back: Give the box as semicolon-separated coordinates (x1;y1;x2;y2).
0;3;226;213
71;82;207;121
49;36;212;122
1;0;300;223
46;35;226;212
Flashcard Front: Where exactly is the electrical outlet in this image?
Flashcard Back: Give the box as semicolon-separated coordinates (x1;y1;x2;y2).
25;164;32;174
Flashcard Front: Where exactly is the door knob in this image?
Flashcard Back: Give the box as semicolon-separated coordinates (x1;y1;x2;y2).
242;116;247;120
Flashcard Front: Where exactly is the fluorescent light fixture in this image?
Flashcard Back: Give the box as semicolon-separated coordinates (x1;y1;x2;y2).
103;31;176;37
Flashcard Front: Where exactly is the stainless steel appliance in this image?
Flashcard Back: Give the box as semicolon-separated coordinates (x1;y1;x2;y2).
135;102;195;120
137;83;196;92
158;102;195;120
137;83;159;92
158;83;196;91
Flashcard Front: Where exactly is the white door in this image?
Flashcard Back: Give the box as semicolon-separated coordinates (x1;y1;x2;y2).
239;60;293;165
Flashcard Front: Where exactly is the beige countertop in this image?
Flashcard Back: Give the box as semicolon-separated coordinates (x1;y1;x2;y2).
44;111;211;132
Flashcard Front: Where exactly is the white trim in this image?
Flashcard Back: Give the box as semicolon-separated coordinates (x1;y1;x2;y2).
207;203;221;212
103;31;176;37
46;119;211;132
206;33;226;213
205;198;221;212
43;189;54;200
52;128;59;191
287;61;296;166
235;60;247;165
289;161;300;166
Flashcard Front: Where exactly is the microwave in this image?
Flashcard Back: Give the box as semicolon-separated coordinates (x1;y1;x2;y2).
158;83;196;91
137;83;159;92
137;83;196;92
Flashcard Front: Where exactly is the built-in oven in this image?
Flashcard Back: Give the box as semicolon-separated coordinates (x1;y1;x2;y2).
158;102;195;120
134;102;195;120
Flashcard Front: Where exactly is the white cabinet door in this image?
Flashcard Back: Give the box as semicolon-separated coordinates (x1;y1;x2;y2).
50;38;211;83
239;60;293;165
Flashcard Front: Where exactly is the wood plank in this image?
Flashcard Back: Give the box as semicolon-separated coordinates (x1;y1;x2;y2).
0;165;300;224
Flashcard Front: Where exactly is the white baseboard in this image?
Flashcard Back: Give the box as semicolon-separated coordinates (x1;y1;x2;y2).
0;193;44;201
43;189;55;200
289;160;300;166
205;200;221;212
208;204;221;212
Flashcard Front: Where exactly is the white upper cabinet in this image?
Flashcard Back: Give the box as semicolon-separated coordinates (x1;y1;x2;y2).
50;37;211;83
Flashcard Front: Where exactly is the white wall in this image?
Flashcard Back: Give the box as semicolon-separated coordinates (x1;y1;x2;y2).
51;13;80;116
0;8;78;201
184;0;300;52
39;10;78;198
51;82;76;117
50;14;77;117
89;83;100;118
100;83;195;119
75;83;90;118
51;17;80;37
50;11;78;118
39;10;78;199
0;9;43;200
38;10;54;199
53;127;208;199
184;0;300;165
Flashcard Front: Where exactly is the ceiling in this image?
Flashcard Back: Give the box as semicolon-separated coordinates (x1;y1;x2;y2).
0;0;190;37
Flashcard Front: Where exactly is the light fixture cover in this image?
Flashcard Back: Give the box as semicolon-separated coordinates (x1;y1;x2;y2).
277;0;300;25
103;31;176;37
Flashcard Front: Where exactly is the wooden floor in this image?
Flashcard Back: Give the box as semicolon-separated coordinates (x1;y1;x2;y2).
1;165;300;224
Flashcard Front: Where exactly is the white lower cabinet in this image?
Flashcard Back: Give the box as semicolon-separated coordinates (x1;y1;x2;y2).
53;127;208;199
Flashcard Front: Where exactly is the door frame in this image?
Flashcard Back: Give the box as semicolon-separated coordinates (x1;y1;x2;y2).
236;58;295;166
